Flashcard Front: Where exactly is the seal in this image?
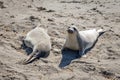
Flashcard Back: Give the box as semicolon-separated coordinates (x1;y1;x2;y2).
62;25;105;57
23;24;51;64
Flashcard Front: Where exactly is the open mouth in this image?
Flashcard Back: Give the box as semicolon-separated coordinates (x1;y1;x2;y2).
67;29;74;33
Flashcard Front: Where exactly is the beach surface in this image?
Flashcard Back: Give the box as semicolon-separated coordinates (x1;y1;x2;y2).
0;0;120;80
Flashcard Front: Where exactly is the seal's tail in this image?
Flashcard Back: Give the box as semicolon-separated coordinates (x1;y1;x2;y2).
97;29;106;35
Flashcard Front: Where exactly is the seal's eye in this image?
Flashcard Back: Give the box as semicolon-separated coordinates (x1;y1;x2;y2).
73;27;77;31
68;27;70;29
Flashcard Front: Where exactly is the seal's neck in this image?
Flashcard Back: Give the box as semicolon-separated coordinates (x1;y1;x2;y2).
75;30;82;49
68;32;77;40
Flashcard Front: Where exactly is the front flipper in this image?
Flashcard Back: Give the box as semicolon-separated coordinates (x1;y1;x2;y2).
82;55;87;58
79;48;85;57
76;31;84;56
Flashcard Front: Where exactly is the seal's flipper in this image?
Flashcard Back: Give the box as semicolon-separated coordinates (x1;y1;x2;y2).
97;29;106;35
23;56;37;64
23;48;39;64
82;55;87;58
76;31;84;56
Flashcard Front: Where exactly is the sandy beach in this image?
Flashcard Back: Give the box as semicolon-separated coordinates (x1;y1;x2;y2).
0;0;120;80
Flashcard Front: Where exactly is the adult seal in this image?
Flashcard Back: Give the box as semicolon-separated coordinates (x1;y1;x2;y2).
62;25;105;57
23;24;51;64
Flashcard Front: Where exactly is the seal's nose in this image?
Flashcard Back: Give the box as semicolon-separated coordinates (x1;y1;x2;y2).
67;28;74;33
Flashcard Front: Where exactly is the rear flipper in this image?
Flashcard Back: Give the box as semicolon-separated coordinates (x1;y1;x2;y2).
97;29;106;36
23;55;36;65
23;50;39;64
22;58;36;65
23;51;50;64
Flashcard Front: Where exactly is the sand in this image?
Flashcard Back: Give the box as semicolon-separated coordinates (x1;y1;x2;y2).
0;0;120;80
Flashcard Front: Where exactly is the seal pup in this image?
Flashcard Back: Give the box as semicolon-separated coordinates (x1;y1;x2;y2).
23;24;51;64
62;25;105;57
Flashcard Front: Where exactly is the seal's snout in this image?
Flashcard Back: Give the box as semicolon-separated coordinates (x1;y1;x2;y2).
67;29;74;33
67;27;74;34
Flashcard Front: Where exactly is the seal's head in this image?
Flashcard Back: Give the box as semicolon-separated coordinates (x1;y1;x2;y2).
67;25;78;35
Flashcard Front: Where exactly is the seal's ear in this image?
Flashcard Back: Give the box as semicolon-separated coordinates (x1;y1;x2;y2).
73;27;77;31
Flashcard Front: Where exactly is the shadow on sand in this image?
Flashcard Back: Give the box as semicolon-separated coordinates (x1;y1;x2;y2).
21;40;33;55
59;36;102;68
59;49;81;68
59;48;94;68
